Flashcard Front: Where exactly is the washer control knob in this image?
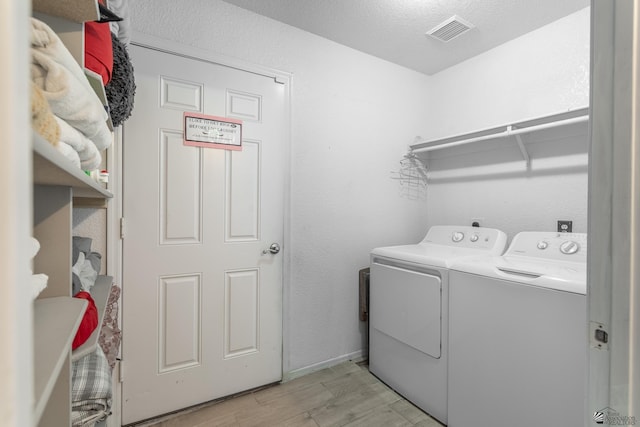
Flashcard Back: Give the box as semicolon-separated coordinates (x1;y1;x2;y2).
560;240;580;255
537;241;549;250
470;234;479;242
452;232;465;242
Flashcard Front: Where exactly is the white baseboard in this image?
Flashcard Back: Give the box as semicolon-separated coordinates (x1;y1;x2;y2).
282;350;368;383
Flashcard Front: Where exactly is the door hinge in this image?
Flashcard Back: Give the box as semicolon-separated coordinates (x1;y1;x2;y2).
120;218;126;239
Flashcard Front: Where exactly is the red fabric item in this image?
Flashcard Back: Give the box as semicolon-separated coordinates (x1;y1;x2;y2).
72;291;99;350
84;20;113;85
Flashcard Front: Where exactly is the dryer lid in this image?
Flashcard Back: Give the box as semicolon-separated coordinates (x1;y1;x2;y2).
372;243;504;268
371;225;508;268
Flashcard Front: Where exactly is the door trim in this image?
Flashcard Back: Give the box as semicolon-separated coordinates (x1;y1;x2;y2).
131;31;292;85
113;32;293;390
588;0;640;420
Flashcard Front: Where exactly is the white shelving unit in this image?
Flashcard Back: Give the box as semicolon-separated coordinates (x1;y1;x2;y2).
33;136;113;199
409;107;589;167
32;0;99;24
33;139;114;425
33;297;87;425
31;1;114;425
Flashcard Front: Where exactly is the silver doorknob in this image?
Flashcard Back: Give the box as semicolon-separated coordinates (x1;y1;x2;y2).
262;243;280;255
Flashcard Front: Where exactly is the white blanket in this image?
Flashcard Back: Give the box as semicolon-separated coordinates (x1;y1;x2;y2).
31;18;112;151
56;141;82;169
55;117;103;171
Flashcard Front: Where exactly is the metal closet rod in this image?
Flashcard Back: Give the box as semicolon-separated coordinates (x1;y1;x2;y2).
409;114;589;154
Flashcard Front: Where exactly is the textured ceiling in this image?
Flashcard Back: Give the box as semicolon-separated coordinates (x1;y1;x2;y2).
222;0;590;75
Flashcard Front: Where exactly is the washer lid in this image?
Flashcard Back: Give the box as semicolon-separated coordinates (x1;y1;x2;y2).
451;231;587;294
451;255;586;295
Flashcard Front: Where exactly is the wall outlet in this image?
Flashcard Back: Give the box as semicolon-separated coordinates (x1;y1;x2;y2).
557;220;572;233
471;217;484;227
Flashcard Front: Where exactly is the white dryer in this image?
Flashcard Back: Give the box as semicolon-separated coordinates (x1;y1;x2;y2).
369;225;507;424
448;231;587;427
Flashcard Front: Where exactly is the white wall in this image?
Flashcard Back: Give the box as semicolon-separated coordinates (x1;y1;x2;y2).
424;8;590;239
129;0;432;373
426;8;590;140
128;2;591;374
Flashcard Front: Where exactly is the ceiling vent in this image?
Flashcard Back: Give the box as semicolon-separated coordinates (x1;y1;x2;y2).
426;15;475;42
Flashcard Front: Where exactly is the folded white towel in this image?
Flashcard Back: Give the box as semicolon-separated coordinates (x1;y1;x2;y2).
27;237;40;259
31;273;49;299
31;18;112;151
55;117;102;170
56;141;83;169
27;237;47;299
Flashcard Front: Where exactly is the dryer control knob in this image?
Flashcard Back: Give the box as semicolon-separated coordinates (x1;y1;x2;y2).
537;241;549;250
470;234;479;242
452;232;465;242
560;240;580;255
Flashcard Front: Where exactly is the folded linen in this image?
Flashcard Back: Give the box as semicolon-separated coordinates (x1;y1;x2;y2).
99;285;121;370
56;141;82;169
85;20;113;86
31;83;60;146
27;237;40;259
27;237;48;299
31;18;112;151
72;252;99;293
55;117;102;170
71;347;112;427
30;273;48;299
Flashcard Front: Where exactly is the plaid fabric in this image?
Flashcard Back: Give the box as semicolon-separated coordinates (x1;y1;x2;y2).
71;346;112;426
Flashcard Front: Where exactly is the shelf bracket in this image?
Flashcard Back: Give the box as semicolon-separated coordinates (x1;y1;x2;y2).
513;130;531;168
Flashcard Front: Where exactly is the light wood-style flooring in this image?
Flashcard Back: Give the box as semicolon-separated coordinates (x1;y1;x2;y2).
132;361;444;427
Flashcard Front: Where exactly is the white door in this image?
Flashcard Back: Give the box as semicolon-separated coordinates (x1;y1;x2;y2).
121;45;287;424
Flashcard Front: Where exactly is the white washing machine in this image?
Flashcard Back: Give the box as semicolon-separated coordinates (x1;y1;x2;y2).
369;225;507;424
448;231;587;427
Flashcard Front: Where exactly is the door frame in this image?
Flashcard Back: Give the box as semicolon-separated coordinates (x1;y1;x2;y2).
3;1;33;426
109;31;293;417
588;0;640;421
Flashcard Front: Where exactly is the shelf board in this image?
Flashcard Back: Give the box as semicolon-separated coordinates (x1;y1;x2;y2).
85;68;114;132
410;106;590;153
33;135;113;199
72;276;114;361
33;297;87;424
73;197;109;209
32;0;99;23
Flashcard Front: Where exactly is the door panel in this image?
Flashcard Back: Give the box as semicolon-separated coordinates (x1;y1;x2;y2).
158;274;201;373
224;269;259;357
226;140;260;241
122;45;286;424
160;129;202;244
